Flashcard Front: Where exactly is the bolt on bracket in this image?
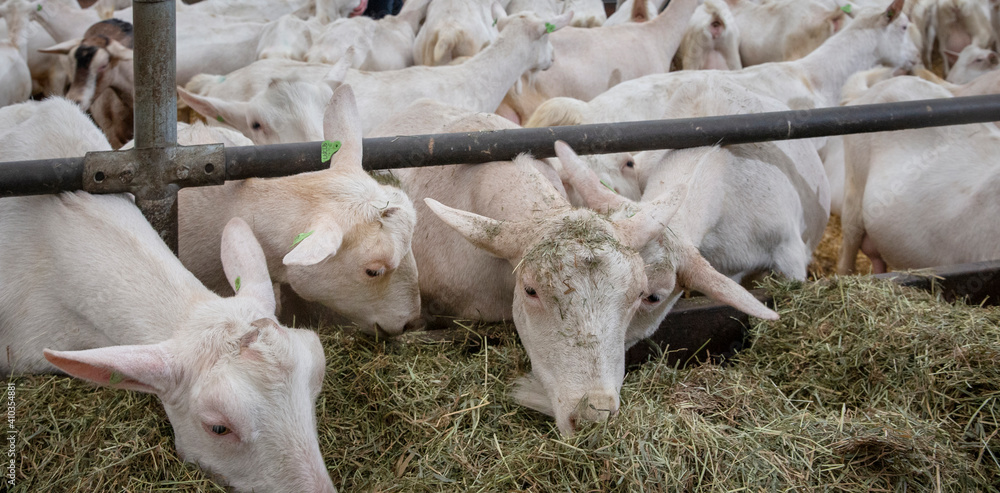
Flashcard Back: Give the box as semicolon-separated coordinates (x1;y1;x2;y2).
82;143;226;196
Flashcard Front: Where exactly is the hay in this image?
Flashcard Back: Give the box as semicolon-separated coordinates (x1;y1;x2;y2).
9;277;1000;491
810;214;872;279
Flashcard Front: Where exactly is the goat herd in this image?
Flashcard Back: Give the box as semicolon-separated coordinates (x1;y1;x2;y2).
1;0;998;490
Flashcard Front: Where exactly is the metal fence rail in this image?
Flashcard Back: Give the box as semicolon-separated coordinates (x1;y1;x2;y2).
3;2;1000;251
4;93;1000;194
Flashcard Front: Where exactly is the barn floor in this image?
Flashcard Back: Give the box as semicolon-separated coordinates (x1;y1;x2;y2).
8;276;998;491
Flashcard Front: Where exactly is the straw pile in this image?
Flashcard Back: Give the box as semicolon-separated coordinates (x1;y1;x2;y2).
9;276;999;491
809;214;872;279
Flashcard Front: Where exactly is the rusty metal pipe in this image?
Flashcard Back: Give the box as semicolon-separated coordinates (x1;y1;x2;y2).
3;94;1000;194
130;0;179;251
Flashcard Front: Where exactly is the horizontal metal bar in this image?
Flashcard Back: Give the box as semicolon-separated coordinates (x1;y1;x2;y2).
3;94;1000;195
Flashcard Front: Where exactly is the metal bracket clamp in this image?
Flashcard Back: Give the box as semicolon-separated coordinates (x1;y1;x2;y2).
82;144;226;195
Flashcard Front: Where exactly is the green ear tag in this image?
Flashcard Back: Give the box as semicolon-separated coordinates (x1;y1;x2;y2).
321;140;341;163
840;4;851;14
36;4;42;11
292;230;315;248
234;276;241;293
545;22;556;33
600;180;617;193
492;17;498;27
216;115;224;123
109;371;124;385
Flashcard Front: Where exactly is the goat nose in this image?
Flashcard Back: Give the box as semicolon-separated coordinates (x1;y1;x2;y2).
569;392;620;428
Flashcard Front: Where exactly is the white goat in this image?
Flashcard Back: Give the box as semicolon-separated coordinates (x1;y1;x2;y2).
725;0;852;66
0;0;31;106
178;85;422;336
839;75;1000;274
562;0;607;27
32;0;268;86
413;0;499;66
604;0;668;26
180;10;573;138
909;0;994;73
306;15;378;66
506;0;564;18
528;1;918;128
673;0;742;71
307;0;430;70
554;138;781;353
946;43;999;83
497;0;698;124
370;101;694;436
256;13;313;61
0;97;335;493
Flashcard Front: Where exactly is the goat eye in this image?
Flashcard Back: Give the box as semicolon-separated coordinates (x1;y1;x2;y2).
251;122;262;130
625;160;635;168
211;425;231;436
645;294;662;303
365;268;383;277
524;286;537;297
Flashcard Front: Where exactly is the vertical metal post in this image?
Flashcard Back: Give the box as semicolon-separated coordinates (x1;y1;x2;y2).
132;0;179;252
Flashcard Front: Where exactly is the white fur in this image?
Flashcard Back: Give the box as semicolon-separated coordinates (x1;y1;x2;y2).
32;1;270;86
674;0;742;71
257;13;313;61
0;98;334;493
178;85;422;336
838;75;1000;274
946;44;999;83
412;0;499;66
498;0;698;124
181;11;572;138
562;0;607;27
725;0;853;66
908;0;994;73
0;0;32;106
371;101;680;436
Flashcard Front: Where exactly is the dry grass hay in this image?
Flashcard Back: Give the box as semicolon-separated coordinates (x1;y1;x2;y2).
810;214;872;279
8;277;999;491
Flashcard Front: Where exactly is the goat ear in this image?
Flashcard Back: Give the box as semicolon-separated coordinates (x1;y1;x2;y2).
424;198;525;260
322;48;354;90
614;185;688;250
885;0;904;21
282;220;345;266
491;1;506;24
545;11;573;33
43;344;175;395
106;39;133;61
676;247;779;320
554;140;629;212
323;83;364;170
38;38;81;55
176;87;249;131
221;217;277;314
